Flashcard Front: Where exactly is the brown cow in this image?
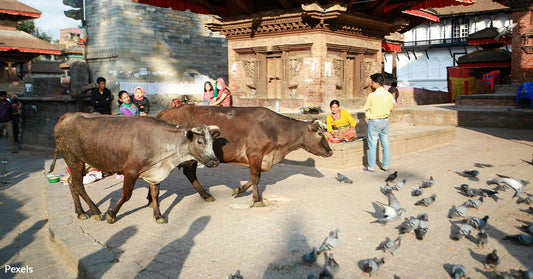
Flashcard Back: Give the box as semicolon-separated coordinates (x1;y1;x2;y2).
49;112;219;224
156;105;333;206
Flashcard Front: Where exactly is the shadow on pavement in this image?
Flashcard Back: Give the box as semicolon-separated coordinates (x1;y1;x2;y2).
0;219;47;267
135;216;210;279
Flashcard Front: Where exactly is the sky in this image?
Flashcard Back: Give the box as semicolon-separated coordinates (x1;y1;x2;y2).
18;0;81;40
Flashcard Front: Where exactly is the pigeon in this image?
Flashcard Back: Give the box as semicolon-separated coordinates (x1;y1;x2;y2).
362;257;384;278
227;270;244;279
495;174;529;198
373;191;406;224
495;271;518;279
485;249;500;271
503;233;533;245
421;176;434;188
380;183;393;195
451;264;467;279
521;224;533;234
465;215;489;230
317;229;339;254
449;205;469;219
415;213;429;240
336;172;353;184
412;186;423;197
460;184;476;198
517;193;533;205
385;171;397;183
478;229;489;249
464;195;484;209
415;194;437;207
392;179;406;191
453;223;474;240
318;252;340;278
377;235;402;256
463;170;479;178
399;216;420;234
303;247;318;266
481;188;501;201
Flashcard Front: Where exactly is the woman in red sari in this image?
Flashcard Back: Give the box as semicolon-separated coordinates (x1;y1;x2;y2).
209;78;231;107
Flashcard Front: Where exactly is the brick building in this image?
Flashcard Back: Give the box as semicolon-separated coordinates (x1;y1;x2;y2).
505;0;533;84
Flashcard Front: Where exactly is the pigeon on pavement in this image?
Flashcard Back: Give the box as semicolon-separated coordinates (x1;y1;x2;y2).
421;176;435;188
380;183;393;195
319;252;340;278
373;192;406;224
303;247;318;266
451;264;468;279
464;196;484;209
227;270;244;279
362;257;384;278
415;194;437;207
449;205;469;219
463;170;479;178
412;186;423;197
399;216;420;234
517;193;533;205
385;171;398;183
377;235;402;256
503;233;533;245
415;213;429;240
392;179;407;191
478;229;489;249
453;223;474;240
485;249;500;271
317;229;339;254
521;224;533;234
495;174;529;198
465;215;489;230
460;184;476;198
336;173;353;184
518;270;533;279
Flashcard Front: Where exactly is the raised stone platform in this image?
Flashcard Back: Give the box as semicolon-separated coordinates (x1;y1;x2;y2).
455;94;516;107
282;125;455;169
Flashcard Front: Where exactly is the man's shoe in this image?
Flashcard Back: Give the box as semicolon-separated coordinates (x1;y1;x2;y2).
363;168;375;173
381;166;390;171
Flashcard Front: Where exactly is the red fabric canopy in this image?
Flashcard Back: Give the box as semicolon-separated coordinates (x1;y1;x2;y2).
384;0;475;13
382;42;402;52
402;10;440;22
0;8;40;18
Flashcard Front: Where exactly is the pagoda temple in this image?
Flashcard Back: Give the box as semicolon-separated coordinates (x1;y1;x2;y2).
0;0;61;94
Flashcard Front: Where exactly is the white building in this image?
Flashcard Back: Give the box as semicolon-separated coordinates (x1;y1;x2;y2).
384;0;512;91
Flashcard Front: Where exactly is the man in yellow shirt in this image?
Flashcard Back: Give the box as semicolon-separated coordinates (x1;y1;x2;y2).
364;73;394;172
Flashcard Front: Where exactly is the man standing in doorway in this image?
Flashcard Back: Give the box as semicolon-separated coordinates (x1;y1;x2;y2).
90;77;113;114
364;73;394;172
0;91;17;153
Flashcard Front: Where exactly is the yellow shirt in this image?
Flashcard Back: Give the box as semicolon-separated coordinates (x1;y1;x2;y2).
364;86;394;120
326;109;356;132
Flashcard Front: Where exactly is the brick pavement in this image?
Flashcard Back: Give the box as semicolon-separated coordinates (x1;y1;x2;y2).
0;139;76;279
42;127;533;279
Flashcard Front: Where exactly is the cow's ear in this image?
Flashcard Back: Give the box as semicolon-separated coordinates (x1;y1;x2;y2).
308;119;323;132
186;130;194;141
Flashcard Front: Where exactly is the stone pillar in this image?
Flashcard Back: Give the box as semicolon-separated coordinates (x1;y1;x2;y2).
508;1;533;84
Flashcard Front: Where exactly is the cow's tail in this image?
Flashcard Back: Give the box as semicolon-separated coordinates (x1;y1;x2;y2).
48;148;59;173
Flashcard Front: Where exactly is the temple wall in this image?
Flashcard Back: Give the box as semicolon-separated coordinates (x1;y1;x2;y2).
84;0;227;113
511;9;533;84
228;31;382;110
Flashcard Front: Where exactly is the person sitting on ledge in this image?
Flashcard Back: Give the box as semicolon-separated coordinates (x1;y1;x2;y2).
325;99;357;142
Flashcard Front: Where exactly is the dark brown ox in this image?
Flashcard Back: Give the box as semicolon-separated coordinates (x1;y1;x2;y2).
49;112;219;224
156;105;333;206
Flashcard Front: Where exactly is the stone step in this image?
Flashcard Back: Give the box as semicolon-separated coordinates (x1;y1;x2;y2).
281;125;455;169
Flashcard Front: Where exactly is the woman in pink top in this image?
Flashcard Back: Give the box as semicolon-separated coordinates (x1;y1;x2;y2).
210;78;231;107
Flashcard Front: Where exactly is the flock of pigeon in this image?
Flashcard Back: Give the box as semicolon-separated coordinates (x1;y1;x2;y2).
293;169;532;279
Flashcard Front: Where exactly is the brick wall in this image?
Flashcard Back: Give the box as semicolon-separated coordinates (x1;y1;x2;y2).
85;0;228;114
511;10;533;84
387;86;450;107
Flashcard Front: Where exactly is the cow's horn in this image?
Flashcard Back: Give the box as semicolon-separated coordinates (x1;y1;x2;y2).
207;125;220;131
314;120;325;127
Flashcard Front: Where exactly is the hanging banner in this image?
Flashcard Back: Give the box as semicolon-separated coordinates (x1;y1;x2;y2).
79;26;87;45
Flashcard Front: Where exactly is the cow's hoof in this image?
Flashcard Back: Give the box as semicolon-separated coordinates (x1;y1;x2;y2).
231;187;241;196
93;213;103;221
156;217;168;224
204;196;216;202
105;213;115;224
252;200;267;207
77;213;89;220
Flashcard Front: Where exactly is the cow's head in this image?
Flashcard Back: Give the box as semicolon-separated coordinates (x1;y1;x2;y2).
186;125;220;168
303;120;333;157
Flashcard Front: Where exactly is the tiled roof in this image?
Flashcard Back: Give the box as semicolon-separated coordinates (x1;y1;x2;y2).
434;0;509;15
0;0;41;19
0;29;61;55
458;48;511;64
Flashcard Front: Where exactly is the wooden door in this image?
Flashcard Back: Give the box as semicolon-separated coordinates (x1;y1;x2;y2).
266;56;283;99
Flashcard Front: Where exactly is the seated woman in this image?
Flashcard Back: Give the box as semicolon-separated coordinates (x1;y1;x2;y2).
118;90;139;116
325;100;357;142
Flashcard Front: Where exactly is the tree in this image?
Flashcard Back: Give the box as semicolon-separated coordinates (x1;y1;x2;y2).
16;19;53;43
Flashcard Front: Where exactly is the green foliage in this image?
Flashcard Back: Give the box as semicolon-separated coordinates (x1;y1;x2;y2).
16;19;53;43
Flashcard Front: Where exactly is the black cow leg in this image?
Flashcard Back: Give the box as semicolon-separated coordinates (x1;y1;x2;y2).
67;180;88;219
106;174;137;224
150;183;167;224
233;156;265;207
65;158;100;220
183;160;215;202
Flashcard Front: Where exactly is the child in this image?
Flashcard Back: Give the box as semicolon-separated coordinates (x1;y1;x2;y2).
203;81;214;106
118;90;139;116
170;98;182;108
132;87;150;116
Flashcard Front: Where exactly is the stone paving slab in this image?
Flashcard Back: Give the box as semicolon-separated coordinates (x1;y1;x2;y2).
44;127;533;279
